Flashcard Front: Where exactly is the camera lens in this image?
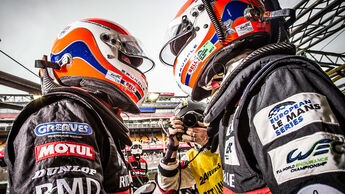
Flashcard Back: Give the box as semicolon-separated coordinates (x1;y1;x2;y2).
182;113;198;127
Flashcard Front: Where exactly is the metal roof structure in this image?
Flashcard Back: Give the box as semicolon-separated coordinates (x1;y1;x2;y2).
290;0;345;93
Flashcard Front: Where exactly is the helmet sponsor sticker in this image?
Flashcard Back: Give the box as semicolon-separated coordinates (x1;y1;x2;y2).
35;177;101;194
106;70;122;84
253;92;339;145
224;136;240;166
178;44;198;78
235;21;254;36
106;69;142;101
268;132;345;184
32;165;97;179
35;141;95;162
297;184;343;194
197;41;216;62
35;122;92;136
187;60;199;75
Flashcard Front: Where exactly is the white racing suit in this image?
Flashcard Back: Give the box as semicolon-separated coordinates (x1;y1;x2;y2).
157;148;223;194
204;43;345;193
4;87;132;194
157;153;196;193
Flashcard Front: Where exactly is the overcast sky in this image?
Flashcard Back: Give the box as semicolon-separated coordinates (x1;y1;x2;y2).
1;0;342;96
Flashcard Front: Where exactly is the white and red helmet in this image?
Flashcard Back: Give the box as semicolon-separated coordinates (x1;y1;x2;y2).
130;141;143;155
43;18;154;113
159;0;271;100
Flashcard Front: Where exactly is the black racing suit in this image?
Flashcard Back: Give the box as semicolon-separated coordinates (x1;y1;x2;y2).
204;42;345;193
126;155;148;189
4;87;132;194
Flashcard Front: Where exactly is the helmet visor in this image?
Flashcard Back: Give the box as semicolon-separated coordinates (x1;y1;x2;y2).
131;144;142;150
159;17;195;66
101;33;155;73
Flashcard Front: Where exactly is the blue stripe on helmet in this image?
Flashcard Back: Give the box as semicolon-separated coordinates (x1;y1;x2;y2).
50;41;107;75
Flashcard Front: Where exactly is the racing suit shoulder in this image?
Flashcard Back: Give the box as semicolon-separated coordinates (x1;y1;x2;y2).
5;93;130;193
243;58;345;193
215;54;345;193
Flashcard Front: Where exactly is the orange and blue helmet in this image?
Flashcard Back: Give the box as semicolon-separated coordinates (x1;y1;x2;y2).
44;18;154;113
159;0;271;100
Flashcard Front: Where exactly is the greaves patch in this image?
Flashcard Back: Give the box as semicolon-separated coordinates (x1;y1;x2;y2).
35;141;95;162
253;92;339;145
268;132;345;184
35;122;92;136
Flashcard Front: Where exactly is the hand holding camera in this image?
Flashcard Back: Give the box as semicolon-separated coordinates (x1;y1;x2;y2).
169;99;208;145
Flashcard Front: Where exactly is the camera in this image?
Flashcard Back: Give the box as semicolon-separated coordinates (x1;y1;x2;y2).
174;99;206;141
181;111;204;128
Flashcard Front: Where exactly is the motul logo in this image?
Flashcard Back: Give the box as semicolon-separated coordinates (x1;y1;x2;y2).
35;141;94;162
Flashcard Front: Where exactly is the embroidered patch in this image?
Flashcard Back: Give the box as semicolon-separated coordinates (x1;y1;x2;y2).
268;132;345;184
253;92;339;145
35;122;92;136
35;141;95;162
224;136;240;166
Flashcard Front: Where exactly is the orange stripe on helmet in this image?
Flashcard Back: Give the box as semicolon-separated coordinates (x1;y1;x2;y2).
52;28;143;102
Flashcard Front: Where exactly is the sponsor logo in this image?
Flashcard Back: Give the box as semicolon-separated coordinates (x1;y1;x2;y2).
121;69;146;91
224;137;240;166
235;21;254;36
268;132;345;184
223;172;235;188
197;41;216;62
32;166;97;179
35;177;100;194
187;60;199;75
253;93;339;145
106;70;142;99
35;141;94;162
268;99;320;136
178;44;198;77
106;70;122;84
125;81;136;93
199;163;222;185
119;174;131;188
287;139;332;163
35;122;92;136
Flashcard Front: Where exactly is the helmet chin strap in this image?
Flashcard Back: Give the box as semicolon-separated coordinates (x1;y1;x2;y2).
35;55;63;95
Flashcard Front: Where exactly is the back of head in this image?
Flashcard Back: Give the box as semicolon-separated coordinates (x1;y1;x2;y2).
38;18;155;113
159;0;294;101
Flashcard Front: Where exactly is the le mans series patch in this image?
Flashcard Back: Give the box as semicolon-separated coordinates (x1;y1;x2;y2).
268;132;345;184
253;92;339;145
35;122;92;136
